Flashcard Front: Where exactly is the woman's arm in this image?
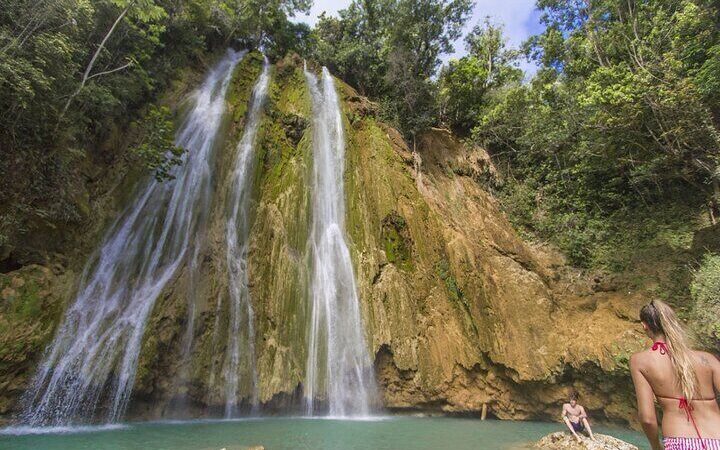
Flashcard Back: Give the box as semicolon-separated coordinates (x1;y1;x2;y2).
630;354;662;450
711;352;720;396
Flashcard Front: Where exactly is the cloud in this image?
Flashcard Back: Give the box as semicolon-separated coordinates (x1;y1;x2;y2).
294;0;544;76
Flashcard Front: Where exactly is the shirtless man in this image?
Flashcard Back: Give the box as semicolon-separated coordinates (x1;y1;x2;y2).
562;392;596;441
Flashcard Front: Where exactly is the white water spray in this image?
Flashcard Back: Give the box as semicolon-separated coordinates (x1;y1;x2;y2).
303;67;376;417
223;57;271;418
20;49;246;426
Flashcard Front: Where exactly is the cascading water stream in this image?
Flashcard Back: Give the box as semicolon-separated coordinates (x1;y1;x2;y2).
19;49;246;427
223;57;271;418
303;66;377;417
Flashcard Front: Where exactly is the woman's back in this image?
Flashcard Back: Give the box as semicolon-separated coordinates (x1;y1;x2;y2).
632;347;720;438
631;300;720;450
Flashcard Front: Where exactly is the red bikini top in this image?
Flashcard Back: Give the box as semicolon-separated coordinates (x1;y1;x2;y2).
651;341;709;448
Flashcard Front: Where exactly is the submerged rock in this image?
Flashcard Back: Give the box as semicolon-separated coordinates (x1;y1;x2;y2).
215;446;264;450
534;432;639;450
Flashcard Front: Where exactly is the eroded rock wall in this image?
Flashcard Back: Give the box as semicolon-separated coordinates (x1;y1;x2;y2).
337;84;647;424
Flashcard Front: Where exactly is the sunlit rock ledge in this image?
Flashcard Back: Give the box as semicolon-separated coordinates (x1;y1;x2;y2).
532;432;639;450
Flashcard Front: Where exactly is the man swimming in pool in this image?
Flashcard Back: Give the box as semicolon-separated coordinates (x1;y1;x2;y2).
562;392;596;442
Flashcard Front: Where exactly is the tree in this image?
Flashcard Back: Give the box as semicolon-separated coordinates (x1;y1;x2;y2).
312;0;474;137
472;0;720;267
387;0;473;78
313;1;388;96
58;0;167;123
438;18;521;132
223;0;311;49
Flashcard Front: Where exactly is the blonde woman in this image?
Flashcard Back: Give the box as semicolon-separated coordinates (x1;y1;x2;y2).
630;300;720;450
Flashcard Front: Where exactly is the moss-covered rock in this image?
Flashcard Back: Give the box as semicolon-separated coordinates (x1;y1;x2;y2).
128;52;315;415
0;265;73;420
381;212;413;271
242;54;313;404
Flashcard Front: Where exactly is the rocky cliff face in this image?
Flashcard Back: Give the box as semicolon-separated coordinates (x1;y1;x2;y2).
339;90;646;423
0;52;651;425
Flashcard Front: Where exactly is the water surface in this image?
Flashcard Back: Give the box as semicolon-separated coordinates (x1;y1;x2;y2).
0;417;649;450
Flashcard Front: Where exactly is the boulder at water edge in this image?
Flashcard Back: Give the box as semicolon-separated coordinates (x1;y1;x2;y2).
534;432;639;450
215;446;264;450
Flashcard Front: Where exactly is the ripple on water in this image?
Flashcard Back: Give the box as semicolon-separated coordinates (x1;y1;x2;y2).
0;423;129;436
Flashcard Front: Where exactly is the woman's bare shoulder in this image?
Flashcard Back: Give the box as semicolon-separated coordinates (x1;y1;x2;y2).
630;349;653;367
692;350;720;367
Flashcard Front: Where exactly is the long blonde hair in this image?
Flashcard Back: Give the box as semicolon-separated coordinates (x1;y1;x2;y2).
640;300;698;401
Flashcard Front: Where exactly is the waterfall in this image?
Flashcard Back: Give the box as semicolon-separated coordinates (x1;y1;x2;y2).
19;49;246;427
303;67;376;417
223;57;271;418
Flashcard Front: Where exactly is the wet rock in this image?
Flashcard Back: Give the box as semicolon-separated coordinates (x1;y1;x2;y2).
1;287;16;301
534;432;638;450
280;112;307;146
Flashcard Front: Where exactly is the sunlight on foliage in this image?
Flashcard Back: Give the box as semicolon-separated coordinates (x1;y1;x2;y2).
690;254;720;350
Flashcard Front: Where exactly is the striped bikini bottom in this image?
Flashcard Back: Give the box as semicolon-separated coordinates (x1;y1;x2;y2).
664;437;720;450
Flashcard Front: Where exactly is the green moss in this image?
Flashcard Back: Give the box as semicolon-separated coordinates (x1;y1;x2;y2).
273;60;311;119
13;280;42;319
250;59;311;205
227;51;266;124
2;271;57;324
245;58;314;399
435;259;478;337
381;212;413;271
436;259;461;301
0;266;69;365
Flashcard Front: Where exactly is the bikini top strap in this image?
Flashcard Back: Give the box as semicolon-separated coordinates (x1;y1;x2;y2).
678;397;693;418
678;397;707;450
656;394;717;401
651;341;669;355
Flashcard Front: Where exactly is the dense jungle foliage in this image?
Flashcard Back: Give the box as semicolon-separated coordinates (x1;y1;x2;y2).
0;0;312;251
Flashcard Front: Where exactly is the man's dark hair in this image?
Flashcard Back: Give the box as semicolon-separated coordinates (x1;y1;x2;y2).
569;392;579;401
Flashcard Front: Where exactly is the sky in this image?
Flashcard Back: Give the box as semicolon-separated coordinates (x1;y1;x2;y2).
293;0;545;76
